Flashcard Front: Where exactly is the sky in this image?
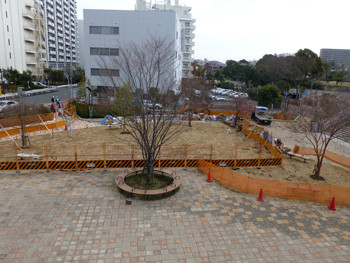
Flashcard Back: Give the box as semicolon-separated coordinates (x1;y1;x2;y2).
77;0;350;63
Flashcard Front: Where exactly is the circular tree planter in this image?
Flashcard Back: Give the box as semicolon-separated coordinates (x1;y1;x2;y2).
115;168;182;199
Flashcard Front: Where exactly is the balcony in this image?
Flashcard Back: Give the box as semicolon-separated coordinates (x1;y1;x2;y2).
49;50;56;55
25;49;36;55
24;38;35;43
23;12;34;20
24;26;35;32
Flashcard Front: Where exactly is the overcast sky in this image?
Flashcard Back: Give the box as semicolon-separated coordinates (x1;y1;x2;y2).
77;0;350;63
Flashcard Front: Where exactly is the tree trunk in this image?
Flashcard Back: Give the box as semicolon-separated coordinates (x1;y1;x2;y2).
188;112;192;127
146;161;154;185
315;160;323;179
20;116;26;146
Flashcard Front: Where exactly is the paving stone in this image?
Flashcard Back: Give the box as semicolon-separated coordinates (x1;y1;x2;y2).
0;169;349;262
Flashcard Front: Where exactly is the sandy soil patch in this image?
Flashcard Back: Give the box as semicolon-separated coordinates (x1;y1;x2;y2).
0;121;272;161
0;119;349;188
238;154;350;187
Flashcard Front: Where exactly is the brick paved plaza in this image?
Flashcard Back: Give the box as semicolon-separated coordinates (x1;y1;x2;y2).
0;169;349;263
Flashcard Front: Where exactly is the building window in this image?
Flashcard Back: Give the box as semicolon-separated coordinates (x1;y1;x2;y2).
100;48;109;55
8;39;10;46
89;26;119;35
89;26;100;34
100;26;110;34
90;47;99;55
7;25;9;32
9;52;11;59
110;48;119;56
90;47;119;56
110;27;119;35
5;11;7;18
185;22;190;27
91;68;100;76
91;68;119;76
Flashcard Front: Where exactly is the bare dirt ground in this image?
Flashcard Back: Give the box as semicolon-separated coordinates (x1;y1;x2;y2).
239;120;350;187
0;121;272;160
0;119;349;187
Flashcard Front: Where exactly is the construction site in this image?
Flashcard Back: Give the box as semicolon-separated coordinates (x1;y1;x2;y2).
0;100;349;205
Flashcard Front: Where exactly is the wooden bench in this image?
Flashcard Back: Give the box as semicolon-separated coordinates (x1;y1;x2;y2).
115;168;182;197
286;151;310;162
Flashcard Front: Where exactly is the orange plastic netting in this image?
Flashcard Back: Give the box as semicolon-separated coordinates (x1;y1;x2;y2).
294;145;350;168
198;160;350;206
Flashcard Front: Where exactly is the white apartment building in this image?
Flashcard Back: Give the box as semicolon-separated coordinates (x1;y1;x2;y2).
83;9;182;91
0;0;46;76
135;0;196;78
39;0;78;69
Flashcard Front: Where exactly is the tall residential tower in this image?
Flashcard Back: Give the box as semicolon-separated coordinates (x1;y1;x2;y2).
135;0;195;78
39;0;78;69
0;0;46;76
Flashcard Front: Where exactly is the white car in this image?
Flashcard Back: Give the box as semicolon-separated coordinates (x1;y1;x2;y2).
0;100;19;112
216;97;229;101
32;82;47;87
143;100;162;109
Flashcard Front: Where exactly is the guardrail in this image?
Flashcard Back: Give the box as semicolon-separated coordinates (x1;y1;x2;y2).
0;84;77;100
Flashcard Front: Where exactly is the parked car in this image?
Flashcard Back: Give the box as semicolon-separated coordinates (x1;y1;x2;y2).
143;100;163;109
32;82;47;88
0;100;19;112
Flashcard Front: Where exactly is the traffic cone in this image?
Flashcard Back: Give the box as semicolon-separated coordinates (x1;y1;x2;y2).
257;188;264;202
328;197;336;211
206;171;212;182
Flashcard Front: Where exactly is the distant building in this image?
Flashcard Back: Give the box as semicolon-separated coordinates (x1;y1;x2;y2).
320;49;350;68
135;0;196;78
0;0;46;76
78;19;84;68
83;9;182;91
39;0;78;70
204;60;225;75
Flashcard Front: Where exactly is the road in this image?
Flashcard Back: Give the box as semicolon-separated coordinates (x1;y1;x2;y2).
22;86;78;105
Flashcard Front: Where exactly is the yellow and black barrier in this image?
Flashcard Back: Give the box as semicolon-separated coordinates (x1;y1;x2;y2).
0;157;282;171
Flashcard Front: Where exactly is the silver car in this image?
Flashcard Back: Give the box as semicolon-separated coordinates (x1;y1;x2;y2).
0;100;19;112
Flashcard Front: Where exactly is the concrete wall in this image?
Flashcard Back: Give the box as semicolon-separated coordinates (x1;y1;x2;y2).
83;9;182;91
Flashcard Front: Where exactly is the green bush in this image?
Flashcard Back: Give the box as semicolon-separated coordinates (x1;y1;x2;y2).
215;82;235;90
72;101;118;118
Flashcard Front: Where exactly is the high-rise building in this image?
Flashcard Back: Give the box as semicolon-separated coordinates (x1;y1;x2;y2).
0;0;46;76
135;0;195;78
320;48;350;69
83;9;182;91
39;0;78;70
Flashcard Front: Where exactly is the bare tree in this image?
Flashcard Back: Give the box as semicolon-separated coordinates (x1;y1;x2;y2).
180;78;211;127
98;36;183;184
231;96;250;127
2;96;44;146
293;93;350;180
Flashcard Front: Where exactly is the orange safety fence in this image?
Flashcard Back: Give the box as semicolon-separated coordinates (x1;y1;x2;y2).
0;113;54;128
197;109;251;119
0;120;67;138
294;145;350;169
274;112;293;120
242;119;283;159
197;160;350;206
